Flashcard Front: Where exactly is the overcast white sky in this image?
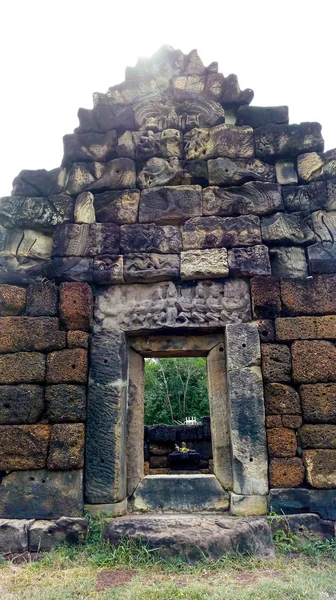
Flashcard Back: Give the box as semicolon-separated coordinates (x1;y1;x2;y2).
1;0;335;196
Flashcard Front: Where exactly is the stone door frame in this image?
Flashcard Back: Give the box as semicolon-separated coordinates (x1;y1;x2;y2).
85;322;269;515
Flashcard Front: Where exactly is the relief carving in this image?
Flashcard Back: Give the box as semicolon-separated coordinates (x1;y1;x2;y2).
96;279;251;331
133;96;225;132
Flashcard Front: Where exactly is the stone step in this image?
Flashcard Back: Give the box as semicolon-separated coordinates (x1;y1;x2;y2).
130;474;229;512
105;513;275;561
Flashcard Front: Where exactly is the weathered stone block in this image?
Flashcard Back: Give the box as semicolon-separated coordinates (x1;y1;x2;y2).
93;255;124;284
269;457;305;487
261;344;291;383
282;415;302;429
137;158;184;189
0;425;51;470
52;223;120;257
0;469;83;519
297;150;336;183
0;256;45;285
94;190;140;224
181;248;228;280
182;215;261;250
311;210;336;242
74;192;96;224
12;167;67;197
0;195;73;230
26;282;58;316
47;424;85;470
267;513;335;541
236;106;288;128
266;415;282;428
66;158;136;194
29;517;87;552
255;319;275;343
292;340;336;383
251;276;281;318
59;282;93;331
0;384;44;424
207;157;275;186
230;494;268;516
300;384;336;423
0;285;26;316
120;224;182;254
0;352;46;384
267;427;297;458
149;442;173;456
62;130;117;165
139;185;202;224
148;425;176;442
124;253;179;283
226;323;260;370
255;122;324;159
264;383;301;415
46;349;88;384
276;316;336;341
228;245;271;277
202;182;283;216
261;212;315;245
0;519;33;553
303;449;336;488
270;488;336;520
308;242;336;274
299;424;336;449
77;104;135;134
184;124;254;160
280;275;336;315
46;384;86;423
282;181;328;212
67;331;89;349
275;160;298;185
0;317;66;353
44;257;94;283
270;246;308;278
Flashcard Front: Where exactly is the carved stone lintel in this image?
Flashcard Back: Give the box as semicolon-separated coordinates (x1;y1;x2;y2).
182;215;261;250
202;182;283;217
95;278;251;332
184;124;254;160
181;248;228;280
208;157;275;187
124;253;180;283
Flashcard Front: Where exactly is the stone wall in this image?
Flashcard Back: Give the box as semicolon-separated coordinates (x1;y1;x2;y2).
144;419;213;475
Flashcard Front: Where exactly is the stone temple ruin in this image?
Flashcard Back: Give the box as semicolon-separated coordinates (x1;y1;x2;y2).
0;46;336;556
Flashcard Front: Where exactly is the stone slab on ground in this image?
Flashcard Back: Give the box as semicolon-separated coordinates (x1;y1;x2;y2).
130;474;229;512
267;513;335;541
269;488;336;520
0;519;34;553
105;514;275;561
28;517;88;552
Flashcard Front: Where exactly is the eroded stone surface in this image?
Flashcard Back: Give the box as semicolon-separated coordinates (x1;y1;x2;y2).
184;124;254;160
292;340;336;383
270;457;305;487
46;349;88;384
0;284;26;316
139;185;202;224
0;317;66;353
207;157;275;186
0;352;46;384
0;385;44;424
0;425;51;470
261;212;315;245
0;519;33;553
280;275;336;315
255;123;324;159
182;215;261;250
270;247;308;278
228;245;271;277
303;449;336;488
300;384;336;423
46;385;86;423
261;344;291;383
29;517;88;552
59;282;93;331
52;223;120;257
120;224;182;254
203;182;282;216
94;190;140;224
270;488;336;520
181;248;228;280
124;253;179;283
93;255;124;284
264;383;301;415
0;195;73;230
47;424;85;470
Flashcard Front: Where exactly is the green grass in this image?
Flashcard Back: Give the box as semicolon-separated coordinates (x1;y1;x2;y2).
0;513;335;600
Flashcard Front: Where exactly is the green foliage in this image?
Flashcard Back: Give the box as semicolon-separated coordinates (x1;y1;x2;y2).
144;357;209;425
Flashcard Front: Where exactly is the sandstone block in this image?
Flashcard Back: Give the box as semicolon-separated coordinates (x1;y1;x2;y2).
0;285;26;316
207;157;275;187
44;257;93;283
139;185;202;224
275;160;298;185
0;194;73;230
12;167;67;197
120;224;182;254
94;190;140;224
251;276;281;318
137;158;184;189
184;124;254;160
228;245;271;277
282;415;302;429
261;212;315;245
74;192;96;224
269;457;305;487
124;253;179;283
182;215;261;250
59;282;93;331
303;449;336;488
0;469;83;519
0;317;66;353
270;487;336;520
66;158;136;195
26;282;58;316
46;349;88;384
0;424;51;470
0;352;45;384
62;130;117;165
0;519;33;553
46;384;86;423
266;415;282;428
236;105;288;128
181;248;228;280
280;275;336;315
268;513;335;542
226;322;261;370
276;316;336;341
47;424;85;470
311;210;336;242
0;256;45;285
299;424;336;449
52;223;120;257
269;246;308;278
67;331;89;349
202;182;283;216
0;384;44;424
264;383;301;415
308;242;336;274
261;344;291;383
29;517;87;552
267;427;297;458
300;384;336;423
77;104;135;134
292;340;336;383
93;254;123;284
297;152;324;182
255;122;324;159
282;181;328;212
230;494;268;516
